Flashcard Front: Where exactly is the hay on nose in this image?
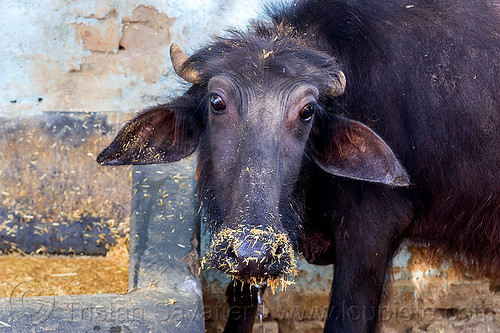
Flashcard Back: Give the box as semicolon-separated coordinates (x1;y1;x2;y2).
201;225;297;293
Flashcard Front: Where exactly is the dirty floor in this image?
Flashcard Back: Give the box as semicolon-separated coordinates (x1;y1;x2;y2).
0;238;129;298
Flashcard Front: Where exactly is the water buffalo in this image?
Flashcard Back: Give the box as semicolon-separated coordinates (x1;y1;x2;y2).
98;0;499;331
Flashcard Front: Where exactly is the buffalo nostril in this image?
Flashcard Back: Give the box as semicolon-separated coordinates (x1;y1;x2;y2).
275;243;284;256
226;245;239;262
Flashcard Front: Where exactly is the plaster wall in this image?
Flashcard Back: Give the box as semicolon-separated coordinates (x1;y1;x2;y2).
0;0;266;116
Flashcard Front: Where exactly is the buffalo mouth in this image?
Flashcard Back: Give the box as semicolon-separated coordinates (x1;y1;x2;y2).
201;225;297;292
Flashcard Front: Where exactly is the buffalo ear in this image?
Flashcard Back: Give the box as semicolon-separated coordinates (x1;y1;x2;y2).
311;115;410;186
97;98;199;166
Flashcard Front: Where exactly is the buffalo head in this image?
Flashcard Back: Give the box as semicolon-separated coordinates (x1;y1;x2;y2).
98;27;409;289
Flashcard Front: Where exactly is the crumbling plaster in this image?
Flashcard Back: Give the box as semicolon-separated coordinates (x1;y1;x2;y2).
0;0;265;116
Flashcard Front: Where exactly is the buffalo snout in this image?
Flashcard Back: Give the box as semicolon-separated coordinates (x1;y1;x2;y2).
202;225;296;288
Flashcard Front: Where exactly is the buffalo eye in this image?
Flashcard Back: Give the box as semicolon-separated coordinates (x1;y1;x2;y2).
299;103;315;122
210;94;226;113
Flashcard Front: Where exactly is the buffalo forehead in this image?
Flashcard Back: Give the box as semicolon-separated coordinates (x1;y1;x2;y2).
199;37;336;92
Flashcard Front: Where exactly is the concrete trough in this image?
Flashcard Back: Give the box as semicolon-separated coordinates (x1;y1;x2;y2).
0;145;204;332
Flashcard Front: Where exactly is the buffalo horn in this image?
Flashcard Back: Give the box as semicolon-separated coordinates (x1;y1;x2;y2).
170;43;203;84
326;70;346;97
